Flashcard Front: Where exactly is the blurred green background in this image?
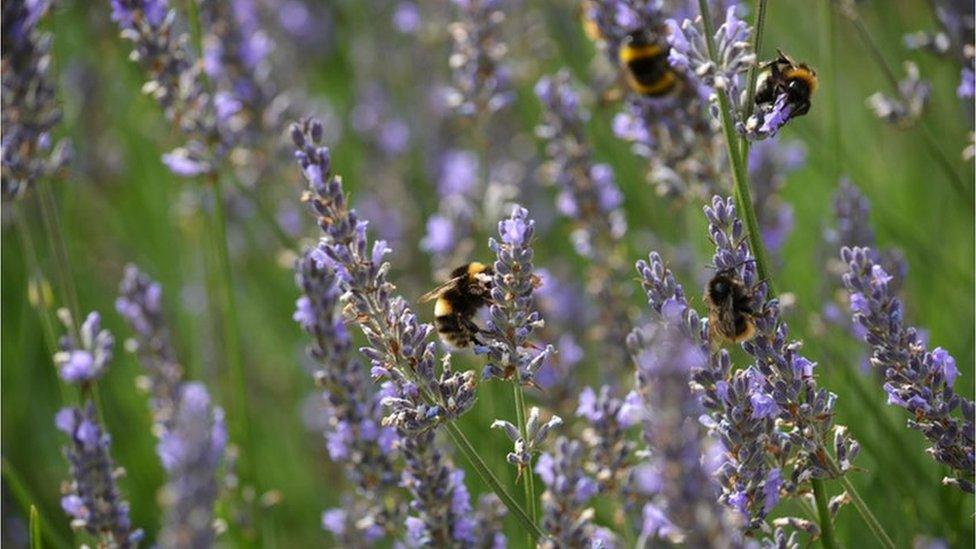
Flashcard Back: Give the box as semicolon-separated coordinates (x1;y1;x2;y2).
2;0;973;547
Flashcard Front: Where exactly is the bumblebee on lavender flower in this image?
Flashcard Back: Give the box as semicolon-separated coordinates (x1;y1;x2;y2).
420;262;494;348
704;265;760;345
755;50;818;118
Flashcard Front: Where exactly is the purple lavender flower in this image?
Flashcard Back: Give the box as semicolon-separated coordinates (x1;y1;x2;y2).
446;0;514;117
478;206;555;385
294;117;486;541
53;311;114;384
841;246;975;492
1;0;70;200
157;383;226;548
117;264;183;430
400;432;480;546
628;322;743;545
110;0;218;176
294;249;402;541
866;62;931;127
492;406;562;474
903;0;974;101
635;198;860;528
535;71;634;376
56;404;142;546
293;117;478;434
574;386;640;491
706;197;857;483
537;437;607;548
667;7;754;96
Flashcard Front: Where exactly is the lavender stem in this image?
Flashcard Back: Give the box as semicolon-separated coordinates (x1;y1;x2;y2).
811;478;837;549
696;0;772;285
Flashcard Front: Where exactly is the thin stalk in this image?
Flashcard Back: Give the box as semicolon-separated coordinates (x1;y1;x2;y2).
829;458;897;549
811;479;838;549
820;0;842;178
228;178;298;253
36;180;80;326
443;422;546;541
2;457;71;549
738;0;769;163
512;383;538;541
30;505;42;549
209;179;253;465
697;0;773;286
13;205;65;399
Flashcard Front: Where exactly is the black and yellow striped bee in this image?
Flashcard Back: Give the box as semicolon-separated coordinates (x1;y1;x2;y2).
419;262;494;348
704;267;759;345
618;31;678;97
755;50;818;117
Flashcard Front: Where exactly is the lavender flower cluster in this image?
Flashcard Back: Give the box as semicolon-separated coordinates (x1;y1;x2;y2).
115;266;226;547
1;0;69;200
446;0;514;118
293;250;402;542
636;197;859;533
54;311;143;546
293;118;492;544
841;246;975;492
478;206;555;385
628;322;742;545
292;118;478;434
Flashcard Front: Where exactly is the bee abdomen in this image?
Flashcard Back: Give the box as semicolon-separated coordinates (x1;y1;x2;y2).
435;313;474;348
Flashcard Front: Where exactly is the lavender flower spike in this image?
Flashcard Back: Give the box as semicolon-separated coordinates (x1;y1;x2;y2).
575;386;640;491
536;437;606;548
707;196;858;485
293;117;482;543
55;314;142;546
57;404;144;547
117;264;183;432
294;249;402;542
667;7;755;99
841;246;975;492
54;309;114;384
111;0;217;176
2;0;70;200
629;322;743;546
446;0;513;117
157;383;227;549
492;407;562;474
292;117;477;434
479;206;555;385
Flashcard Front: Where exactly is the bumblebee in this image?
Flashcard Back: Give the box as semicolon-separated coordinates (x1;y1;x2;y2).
704;267;759;345
419;262;494;348
754;50;818;117
618;31;678;97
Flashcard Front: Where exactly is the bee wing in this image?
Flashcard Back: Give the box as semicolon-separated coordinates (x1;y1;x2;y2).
418;276;464;303
708;293;739;341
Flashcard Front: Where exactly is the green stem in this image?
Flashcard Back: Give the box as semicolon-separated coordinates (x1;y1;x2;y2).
2;457;71;549
512;383;538;541
36;180;81;327
738;0;768;163
210;180;253;465
811;479;838;549
228;178;299;253
697;0;773;286
831;461;897;549
820;0;842;179
13;205;65;393
443;422;546;541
